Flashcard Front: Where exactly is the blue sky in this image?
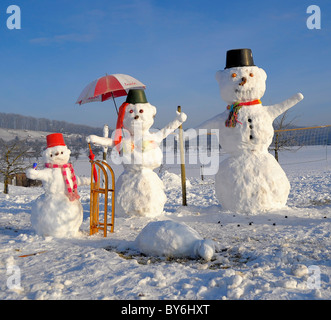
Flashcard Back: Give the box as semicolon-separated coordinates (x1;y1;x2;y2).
1;0;330;129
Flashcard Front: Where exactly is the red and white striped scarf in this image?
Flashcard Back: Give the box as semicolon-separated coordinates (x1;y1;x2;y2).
45;163;80;201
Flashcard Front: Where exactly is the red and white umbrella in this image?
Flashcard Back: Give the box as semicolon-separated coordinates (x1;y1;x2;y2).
76;73;145;181
76;73;146;111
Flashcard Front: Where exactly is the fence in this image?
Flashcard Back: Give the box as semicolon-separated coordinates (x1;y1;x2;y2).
270;125;330;164
161;125;330;176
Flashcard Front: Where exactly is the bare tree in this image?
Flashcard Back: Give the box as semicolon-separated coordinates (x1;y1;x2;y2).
0;139;30;194
270;110;300;162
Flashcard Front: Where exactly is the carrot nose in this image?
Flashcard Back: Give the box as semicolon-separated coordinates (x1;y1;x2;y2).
239;77;247;86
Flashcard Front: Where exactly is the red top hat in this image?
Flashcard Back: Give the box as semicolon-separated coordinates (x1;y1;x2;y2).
46;133;66;149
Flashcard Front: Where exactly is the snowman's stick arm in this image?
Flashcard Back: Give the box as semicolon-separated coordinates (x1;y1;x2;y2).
267;93;304;120
155;111;187;141
86;135;114;148
26;167;51;182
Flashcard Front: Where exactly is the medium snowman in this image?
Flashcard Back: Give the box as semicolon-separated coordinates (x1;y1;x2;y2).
200;49;303;213
87;89;187;217
26;133;90;237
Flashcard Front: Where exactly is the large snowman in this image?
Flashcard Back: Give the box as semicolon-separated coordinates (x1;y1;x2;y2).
87;89;187;217
200;49;303;213
26;133;90;237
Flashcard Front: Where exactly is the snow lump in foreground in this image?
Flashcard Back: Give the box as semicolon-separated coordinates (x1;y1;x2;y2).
134;220;215;261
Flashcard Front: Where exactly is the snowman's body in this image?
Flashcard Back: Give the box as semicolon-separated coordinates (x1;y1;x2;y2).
200;61;303;213
88;98;187;217
26;144;89;237
115;122;167;217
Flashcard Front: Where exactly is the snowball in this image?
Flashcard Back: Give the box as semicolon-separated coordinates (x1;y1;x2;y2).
291;264;309;277
227;274;243;289
277;279;297;289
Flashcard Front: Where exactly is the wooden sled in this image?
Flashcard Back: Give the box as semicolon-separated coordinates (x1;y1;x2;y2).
89;159;115;237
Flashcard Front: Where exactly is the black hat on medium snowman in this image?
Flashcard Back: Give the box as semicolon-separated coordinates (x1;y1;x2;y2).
224;48;255;69
215;48;267;113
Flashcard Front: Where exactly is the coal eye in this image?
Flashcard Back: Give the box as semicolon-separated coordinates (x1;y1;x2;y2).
231;73;237;78
139;109;144;113
50;154;53;157
129;110;133;113
249;73;254;77
61;152;63;154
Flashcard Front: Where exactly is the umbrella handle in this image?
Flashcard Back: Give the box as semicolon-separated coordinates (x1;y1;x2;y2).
111;92;119;115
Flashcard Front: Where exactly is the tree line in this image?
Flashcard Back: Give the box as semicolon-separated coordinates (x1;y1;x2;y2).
0;112;103;136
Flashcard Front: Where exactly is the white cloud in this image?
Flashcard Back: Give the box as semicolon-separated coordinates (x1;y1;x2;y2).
30;33;95;45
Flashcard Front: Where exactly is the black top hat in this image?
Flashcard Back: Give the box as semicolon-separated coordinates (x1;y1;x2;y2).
125;89;148;104
225;48;255;69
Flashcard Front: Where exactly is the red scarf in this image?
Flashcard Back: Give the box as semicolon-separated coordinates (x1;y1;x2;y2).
114;102;130;153
45;163;80;201
225;99;261;127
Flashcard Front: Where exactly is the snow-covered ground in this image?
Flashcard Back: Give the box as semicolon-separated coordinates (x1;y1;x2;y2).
0;146;330;300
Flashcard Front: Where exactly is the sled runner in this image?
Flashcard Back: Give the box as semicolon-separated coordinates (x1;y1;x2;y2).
89;144;115;237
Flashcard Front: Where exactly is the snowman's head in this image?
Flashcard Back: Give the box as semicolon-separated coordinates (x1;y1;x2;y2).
43;145;71;165
216;66;267;104
122;102;157;135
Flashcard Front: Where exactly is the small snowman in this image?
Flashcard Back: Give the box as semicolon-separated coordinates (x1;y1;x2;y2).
26;133;89;237
200;49;303;213
134;220;215;261
87;89;187;217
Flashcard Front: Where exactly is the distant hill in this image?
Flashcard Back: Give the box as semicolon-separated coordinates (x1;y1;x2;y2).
0;112;103;136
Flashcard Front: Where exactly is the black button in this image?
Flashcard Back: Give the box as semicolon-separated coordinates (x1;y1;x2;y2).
249;125;253;129
248;118;252;122
249;135;253;139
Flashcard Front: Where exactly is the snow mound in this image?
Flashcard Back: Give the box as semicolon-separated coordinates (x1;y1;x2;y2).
134;220;215;261
160;171;191;190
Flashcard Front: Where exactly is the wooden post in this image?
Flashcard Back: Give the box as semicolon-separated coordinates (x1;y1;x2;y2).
177;106;187;206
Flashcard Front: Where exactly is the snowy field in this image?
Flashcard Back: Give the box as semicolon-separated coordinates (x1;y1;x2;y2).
0;145;330;300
